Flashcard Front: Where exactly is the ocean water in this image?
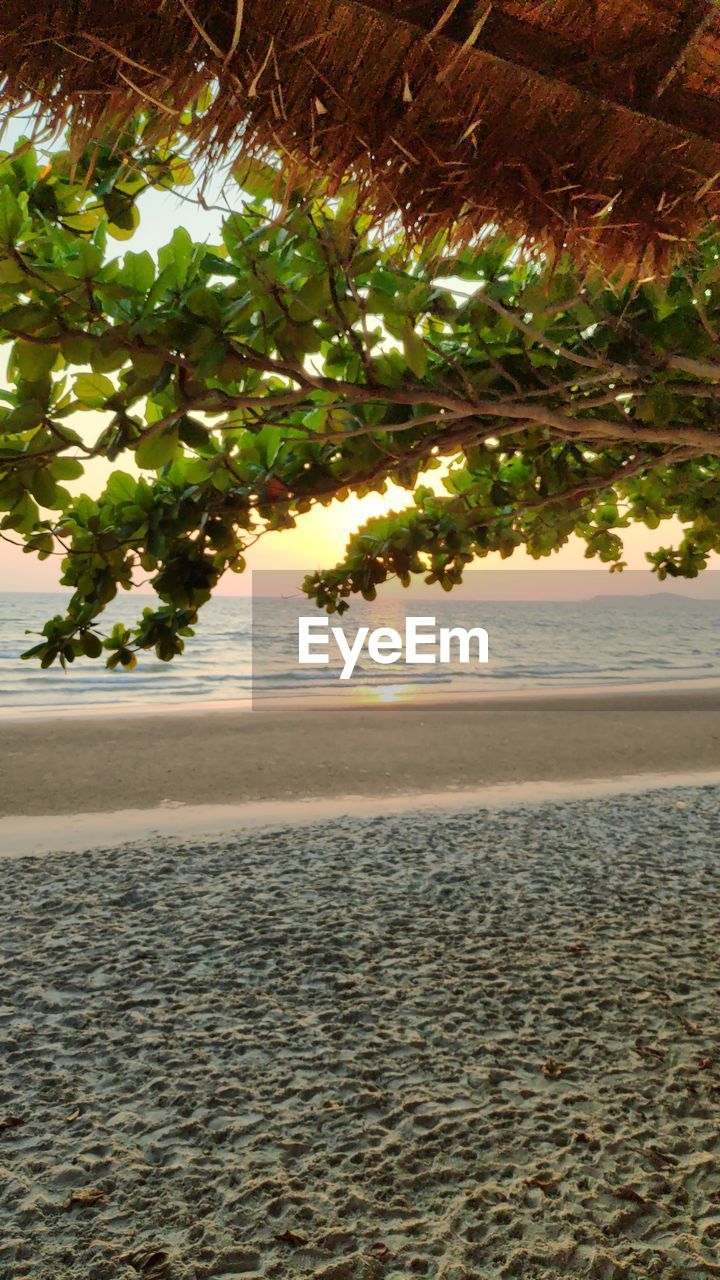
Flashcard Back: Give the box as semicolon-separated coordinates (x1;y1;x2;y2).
0;588;719;715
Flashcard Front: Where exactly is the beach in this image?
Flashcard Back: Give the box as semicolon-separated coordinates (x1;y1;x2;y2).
2;784;720;1279
3;686;720;816
2;689;720;1278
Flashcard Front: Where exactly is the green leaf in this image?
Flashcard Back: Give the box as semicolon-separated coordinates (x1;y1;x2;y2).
234;157;279;202
104;205;139;241
256;424;284;467
59;334;93;364
51;457;84;481
103;189;137;231
0;187;23;245
158;226;193;288
120;250;155;294
0;257;24;285
169;155;195;186
2;400;45;432
135;427;179;470
105;471;138;503
73;239;105;278
14;341;57;382
178;416;210;448
28;469;60;508
81;632;103;659
74;372;115;408
402;320;427;378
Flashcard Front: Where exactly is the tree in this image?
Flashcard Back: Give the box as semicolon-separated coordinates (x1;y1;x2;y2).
3;119;720;669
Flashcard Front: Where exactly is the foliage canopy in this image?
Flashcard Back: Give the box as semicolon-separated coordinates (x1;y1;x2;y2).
3;119;720;668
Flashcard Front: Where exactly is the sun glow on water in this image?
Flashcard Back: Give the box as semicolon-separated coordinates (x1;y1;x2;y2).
366;683;417;705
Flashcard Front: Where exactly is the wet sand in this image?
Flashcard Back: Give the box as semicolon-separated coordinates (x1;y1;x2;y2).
2;786;720;1278
3;686;720;816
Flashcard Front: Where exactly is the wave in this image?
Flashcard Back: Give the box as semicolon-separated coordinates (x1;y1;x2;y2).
3;592;720;713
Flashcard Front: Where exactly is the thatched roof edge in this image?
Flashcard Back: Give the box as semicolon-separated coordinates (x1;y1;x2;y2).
3;1;720;269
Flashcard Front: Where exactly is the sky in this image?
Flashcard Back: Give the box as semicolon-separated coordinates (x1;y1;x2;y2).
0;116;704;596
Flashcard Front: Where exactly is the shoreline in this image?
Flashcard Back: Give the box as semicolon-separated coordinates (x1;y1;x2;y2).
3;685;720;820
1;769;718;860
3;673;720;722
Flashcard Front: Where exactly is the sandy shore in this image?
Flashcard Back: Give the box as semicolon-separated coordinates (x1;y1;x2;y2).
3;687;720;816
2;785;719;1278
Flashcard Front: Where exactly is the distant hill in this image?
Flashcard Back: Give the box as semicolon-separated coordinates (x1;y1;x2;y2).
587;592;713;605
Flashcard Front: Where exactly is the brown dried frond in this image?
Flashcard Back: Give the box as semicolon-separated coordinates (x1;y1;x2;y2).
2;0;720;271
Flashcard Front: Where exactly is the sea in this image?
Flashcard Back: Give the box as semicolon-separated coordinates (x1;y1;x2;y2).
1;584;719;716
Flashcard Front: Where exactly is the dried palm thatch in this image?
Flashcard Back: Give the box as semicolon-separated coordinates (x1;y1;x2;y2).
3;1;720;269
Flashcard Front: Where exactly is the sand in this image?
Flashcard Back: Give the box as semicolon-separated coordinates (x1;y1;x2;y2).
2;785;720;1279
4;687;720;816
